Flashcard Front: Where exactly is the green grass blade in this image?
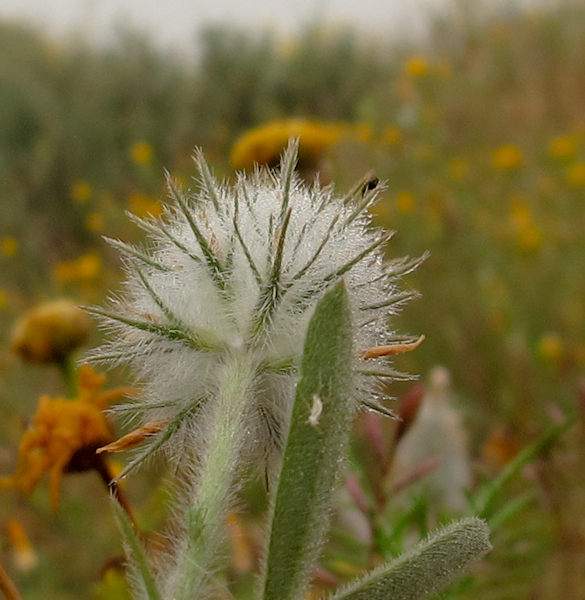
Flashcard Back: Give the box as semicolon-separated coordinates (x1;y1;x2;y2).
261;280;355;600
111;498;162;600
473;417;574;518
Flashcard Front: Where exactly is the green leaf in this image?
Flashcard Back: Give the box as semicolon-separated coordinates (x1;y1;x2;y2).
111;498;162;600
330;518;491;600
261;280;355;600
487;491;535;532
472;417;574;519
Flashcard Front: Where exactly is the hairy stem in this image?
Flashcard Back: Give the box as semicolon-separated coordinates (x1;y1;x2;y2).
172;352;256;600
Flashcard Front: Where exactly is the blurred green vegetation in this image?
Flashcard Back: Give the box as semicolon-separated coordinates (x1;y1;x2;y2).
1;1;585;599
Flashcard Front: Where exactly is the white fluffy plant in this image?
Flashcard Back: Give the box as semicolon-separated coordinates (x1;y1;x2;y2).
89;142;491;600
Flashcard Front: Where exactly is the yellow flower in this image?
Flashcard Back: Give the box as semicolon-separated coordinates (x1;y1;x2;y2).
382;126;403;145
130;141;154;165
404;56;429;78
230;119;345;171
54;251;102;283
1;236;18;257
549;135;575;159
0;365;133;509
517;225;542;250
129;193;164;219
86;212;105;232
396;191;416;213
0;290;7;310
510;202;542;251
70;181;92;203
566;163;585;186
492;145;523;170
537;333;563;362
510;202;532;229
11;299;92;364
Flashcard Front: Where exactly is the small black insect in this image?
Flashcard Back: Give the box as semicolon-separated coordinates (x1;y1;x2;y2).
361;176;379;196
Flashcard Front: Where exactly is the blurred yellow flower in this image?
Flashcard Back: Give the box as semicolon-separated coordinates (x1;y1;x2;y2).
70;181;92;203
130;141;154;165
510;202;542;250
0;365;132;509
537;333;563;362
1;236;18;257
549;135;576;158
404;56;429;78
54;251;102;284
86;212;105;232
0;290;7;310
566;162;585;186
517;225;542;250
396;191;416;213
492;145;523;170
382;126;403;145
129;193;164;219
11;299;92;364
230;119;346;171
510;202;532;229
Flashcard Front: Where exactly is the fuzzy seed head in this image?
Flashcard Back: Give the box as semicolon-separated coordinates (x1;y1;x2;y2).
88;142;421;473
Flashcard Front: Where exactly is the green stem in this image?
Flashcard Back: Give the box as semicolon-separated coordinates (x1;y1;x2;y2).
173;352;256;600
57;355;77;397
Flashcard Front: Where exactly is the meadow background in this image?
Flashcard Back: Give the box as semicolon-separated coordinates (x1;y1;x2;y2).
1;1;585;598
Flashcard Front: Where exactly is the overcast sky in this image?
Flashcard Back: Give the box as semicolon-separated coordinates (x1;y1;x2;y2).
0;0;552;53
0;0;461;51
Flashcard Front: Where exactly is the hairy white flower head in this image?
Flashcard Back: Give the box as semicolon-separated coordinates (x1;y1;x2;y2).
88;142;422;476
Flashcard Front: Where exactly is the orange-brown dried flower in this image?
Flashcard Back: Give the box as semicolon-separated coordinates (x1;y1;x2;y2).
0;365;133;509
11;300;92;364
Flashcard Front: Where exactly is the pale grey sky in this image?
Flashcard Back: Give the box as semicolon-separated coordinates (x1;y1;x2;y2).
0;0;451;51
0;0;552;52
